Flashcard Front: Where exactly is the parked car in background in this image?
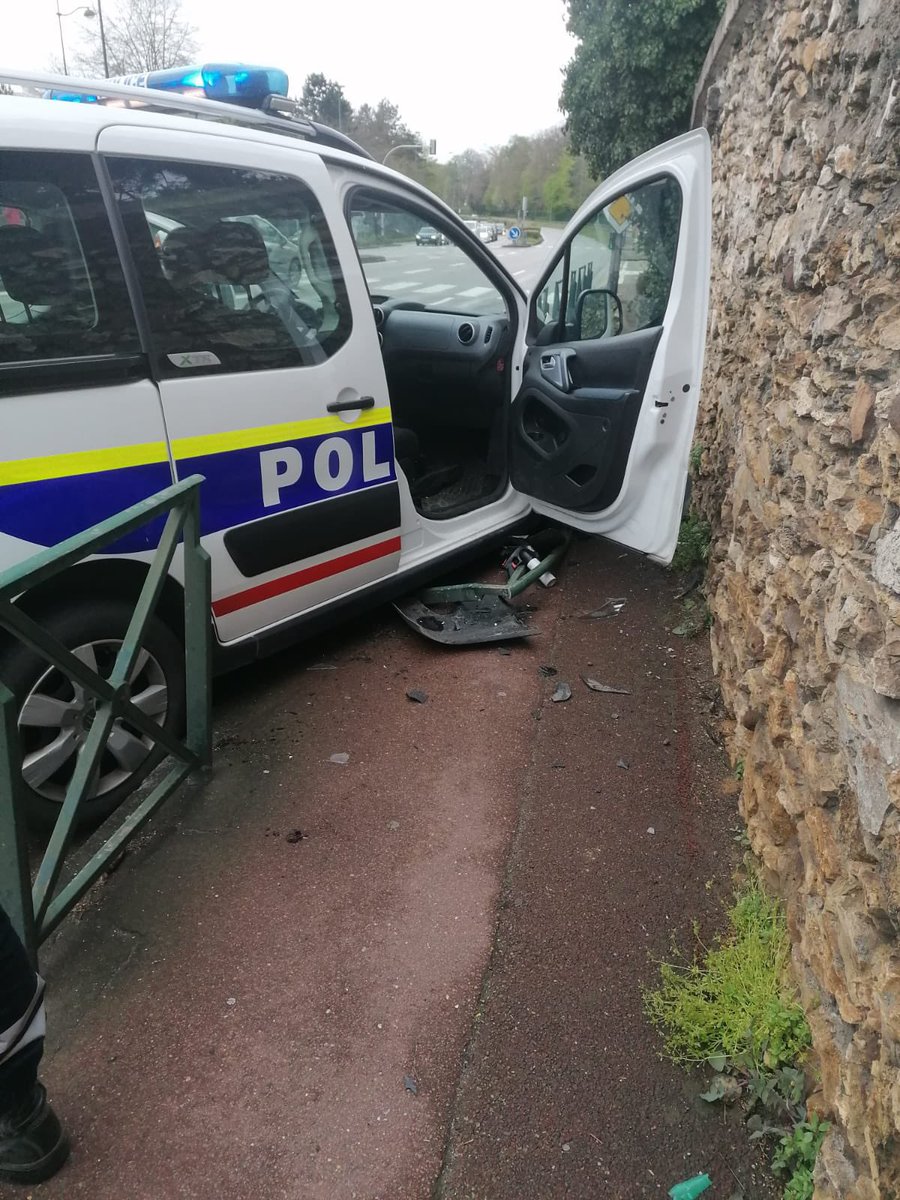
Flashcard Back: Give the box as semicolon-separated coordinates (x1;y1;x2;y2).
415;225;447;246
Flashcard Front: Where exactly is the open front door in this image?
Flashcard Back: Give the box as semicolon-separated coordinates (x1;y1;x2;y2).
510;129;711;563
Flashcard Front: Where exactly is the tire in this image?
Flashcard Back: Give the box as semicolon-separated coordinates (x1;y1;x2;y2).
0;599;186;831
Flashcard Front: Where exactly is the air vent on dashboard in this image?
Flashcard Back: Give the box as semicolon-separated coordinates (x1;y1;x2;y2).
372;306;385;328
457;321;476;345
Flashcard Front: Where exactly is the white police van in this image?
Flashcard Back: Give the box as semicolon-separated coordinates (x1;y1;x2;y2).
0;66;710;824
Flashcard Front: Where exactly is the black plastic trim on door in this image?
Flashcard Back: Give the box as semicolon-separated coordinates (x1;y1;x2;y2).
223;481;401;578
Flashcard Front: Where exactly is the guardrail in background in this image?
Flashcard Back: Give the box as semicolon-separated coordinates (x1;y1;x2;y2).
0;476;211;964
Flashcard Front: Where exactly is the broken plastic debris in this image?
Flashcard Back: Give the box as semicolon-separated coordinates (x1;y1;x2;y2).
539;664;558;677
582;676;631;695
617;758;629;770
551;682;572;703
406;688;428;703
668;1174;712;1199
403;1075;418;1095
580;597;626;619
329;752;350;765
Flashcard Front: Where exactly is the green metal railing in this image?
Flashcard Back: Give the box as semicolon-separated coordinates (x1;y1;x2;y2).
0;476;211;963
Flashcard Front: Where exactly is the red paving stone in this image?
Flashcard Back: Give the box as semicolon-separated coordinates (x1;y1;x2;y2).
8;539;777;1200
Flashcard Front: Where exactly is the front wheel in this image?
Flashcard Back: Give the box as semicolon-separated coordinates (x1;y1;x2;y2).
0;599;186;831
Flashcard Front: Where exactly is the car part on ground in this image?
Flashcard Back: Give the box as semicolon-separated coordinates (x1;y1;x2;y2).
393;529;570;646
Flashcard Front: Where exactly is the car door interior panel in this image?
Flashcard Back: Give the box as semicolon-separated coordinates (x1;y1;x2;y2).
511;327;662;511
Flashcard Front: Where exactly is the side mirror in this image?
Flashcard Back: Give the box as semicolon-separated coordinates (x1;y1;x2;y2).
574;288;623;341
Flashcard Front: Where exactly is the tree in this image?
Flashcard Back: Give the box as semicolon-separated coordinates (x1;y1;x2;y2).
74;0;198;76
350;99;420;165
561;0;724;178
298;73;352;131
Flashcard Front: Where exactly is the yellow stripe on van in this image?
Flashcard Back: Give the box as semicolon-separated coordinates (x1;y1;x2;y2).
169;407;392;460
0;442;170;487
0;407;393;487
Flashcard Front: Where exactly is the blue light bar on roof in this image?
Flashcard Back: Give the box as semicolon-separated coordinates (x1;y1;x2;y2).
49;64;290;110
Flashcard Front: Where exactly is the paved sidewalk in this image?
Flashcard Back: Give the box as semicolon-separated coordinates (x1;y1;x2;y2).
9;540;776;1199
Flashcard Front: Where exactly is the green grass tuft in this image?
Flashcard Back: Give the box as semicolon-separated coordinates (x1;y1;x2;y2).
671;512;711;573
643;879;811;1071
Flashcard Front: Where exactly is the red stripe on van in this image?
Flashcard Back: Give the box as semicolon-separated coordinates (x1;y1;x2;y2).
212;535;402;618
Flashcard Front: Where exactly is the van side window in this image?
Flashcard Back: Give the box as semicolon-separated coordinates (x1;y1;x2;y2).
106;159;352;377
534;175;683;341
0;151;140;372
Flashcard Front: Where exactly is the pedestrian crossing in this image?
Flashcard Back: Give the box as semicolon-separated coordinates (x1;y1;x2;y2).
363;266;501;313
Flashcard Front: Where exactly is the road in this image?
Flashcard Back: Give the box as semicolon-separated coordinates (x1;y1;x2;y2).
358;227;562;315
29;540;778;1200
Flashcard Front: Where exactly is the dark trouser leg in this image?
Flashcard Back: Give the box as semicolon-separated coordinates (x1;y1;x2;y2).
0;904;68;1184
0;903;43;1115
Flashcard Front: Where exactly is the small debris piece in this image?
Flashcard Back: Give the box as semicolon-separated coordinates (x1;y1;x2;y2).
285;829;306;844
498;646;512;656
668;1173;712;1200
582;676;631;695
580;597;626;619
551;682;572;703
406;688;428;704
617;758;629;770
226;997;236;1007
387;820;400;831
306;663;337;671
539;664;558;677
647;826;655;835
329;752;350;765
403;1075;418;1095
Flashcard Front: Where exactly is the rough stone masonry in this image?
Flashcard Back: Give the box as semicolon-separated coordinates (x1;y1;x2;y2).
692;0;899;1196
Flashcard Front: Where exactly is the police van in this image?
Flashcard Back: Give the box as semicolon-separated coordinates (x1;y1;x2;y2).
0;66;711;825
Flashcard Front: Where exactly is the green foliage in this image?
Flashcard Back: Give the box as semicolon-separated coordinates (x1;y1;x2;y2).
672;596;709;638
735;759;745;781
562;0;725;177
671;512;711;573
773;1115;829;1200
689;443;704;477
645;878;823;1198
643;879;811;1070
294;74;596;217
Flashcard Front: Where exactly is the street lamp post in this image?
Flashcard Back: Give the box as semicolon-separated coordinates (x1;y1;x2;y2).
382;143;424;166
56;1;108;77
96;0;109;77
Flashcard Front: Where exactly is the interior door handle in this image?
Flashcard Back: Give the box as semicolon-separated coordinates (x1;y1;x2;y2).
539;349;576;392
327;395;375;413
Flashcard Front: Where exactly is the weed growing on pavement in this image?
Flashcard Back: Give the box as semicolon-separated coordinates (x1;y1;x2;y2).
644;878;809;1068
671;511;711;573
643;876;822;1199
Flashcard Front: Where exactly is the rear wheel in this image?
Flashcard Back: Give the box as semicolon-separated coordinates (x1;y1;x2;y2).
0;599;185;831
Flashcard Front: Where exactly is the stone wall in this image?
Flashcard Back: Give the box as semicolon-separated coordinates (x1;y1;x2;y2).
690;1;899;1196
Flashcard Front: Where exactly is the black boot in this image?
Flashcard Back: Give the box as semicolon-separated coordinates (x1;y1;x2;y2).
0;1083;69;1185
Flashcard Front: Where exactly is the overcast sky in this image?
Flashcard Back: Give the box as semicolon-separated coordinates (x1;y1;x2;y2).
5;0;578;159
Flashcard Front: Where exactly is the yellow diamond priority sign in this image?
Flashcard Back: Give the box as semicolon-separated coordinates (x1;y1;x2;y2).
604;194;633;233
